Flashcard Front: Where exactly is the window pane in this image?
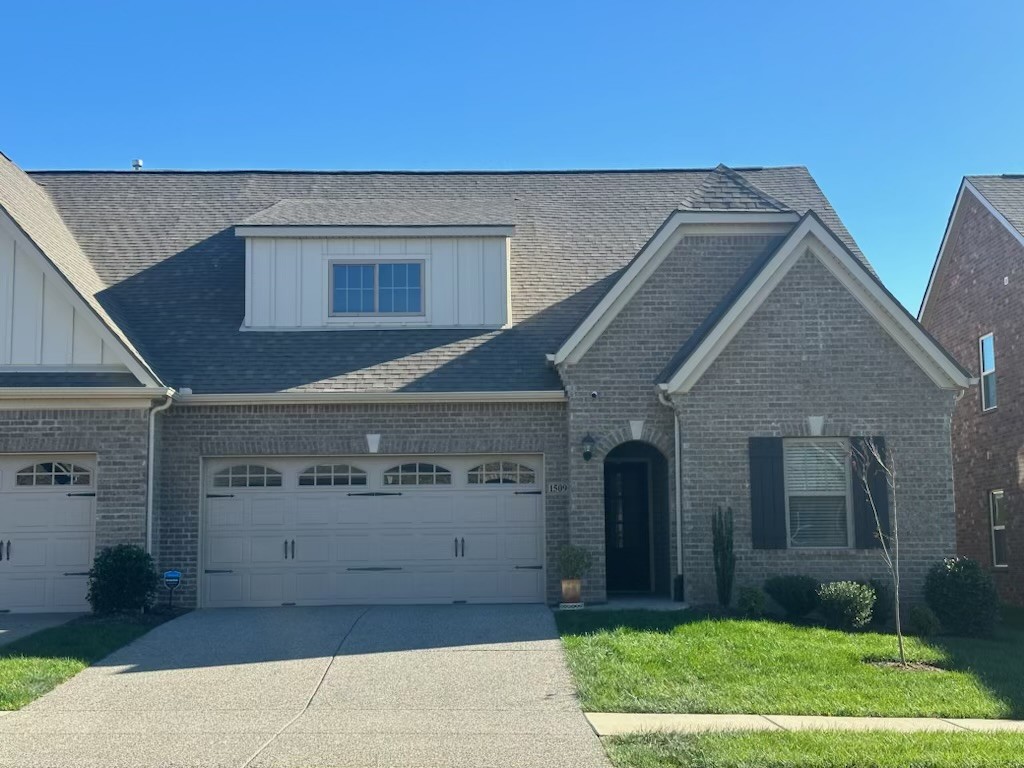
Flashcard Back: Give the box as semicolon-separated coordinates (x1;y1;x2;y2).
785;441;847;493
983;373;997;409
994;529;1008;567
789;496;849;547
333;265;374;313
981;336;995;372
991;490;1008;526
377;263;422;314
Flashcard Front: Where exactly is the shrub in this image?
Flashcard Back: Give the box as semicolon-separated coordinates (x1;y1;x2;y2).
924;557;999;637
87;544;159;614
764;575;820;620
908;604;942;637
817;581;875;631
559;545;592;579
737;586;765;619
866;578;893;628
712;506;735;607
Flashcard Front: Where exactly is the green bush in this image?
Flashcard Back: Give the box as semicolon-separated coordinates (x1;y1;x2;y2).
737;586;765;619
908;604;942;637
924;557;999;637
865;578;893;627
817;581;875;631
764;575;820;620
87;544;159;614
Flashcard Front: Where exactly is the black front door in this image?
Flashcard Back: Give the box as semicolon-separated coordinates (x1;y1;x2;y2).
604;461;651;592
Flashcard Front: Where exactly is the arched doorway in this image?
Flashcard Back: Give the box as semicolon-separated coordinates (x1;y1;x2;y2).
603;441;671;596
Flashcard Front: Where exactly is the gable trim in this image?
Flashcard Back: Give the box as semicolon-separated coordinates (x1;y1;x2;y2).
661;214;973;394
0;208;161;387
919;179;1024;320
551;210;800;366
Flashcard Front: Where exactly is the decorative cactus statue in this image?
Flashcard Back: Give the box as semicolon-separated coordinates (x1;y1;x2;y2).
712;506;735;608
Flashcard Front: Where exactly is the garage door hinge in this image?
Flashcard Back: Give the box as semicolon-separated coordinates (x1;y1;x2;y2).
66;491;96;497
346;566;403;571
204;569;234;574
514;565;543;570
206;493;235;498
514;490;542;495
347;491;402;497
63;571;90;576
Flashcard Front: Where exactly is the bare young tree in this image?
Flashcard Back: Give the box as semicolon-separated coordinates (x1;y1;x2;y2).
852;438;905;666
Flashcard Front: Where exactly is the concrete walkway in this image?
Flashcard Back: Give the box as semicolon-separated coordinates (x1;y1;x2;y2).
0;613;81;647
0;605;608;768
586;712;1024;735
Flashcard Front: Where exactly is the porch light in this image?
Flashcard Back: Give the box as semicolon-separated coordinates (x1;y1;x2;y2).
582;433;596;462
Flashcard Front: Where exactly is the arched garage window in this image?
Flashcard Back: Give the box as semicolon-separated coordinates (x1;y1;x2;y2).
213;464;282;488
16;462;92;487
467;461;536;485
299;464;368;486
383;462;452;486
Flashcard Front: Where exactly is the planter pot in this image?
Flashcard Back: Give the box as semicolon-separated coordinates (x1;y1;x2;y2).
561;578;582;604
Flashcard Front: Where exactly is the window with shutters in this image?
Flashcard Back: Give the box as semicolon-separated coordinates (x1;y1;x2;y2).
979;334;996;411
783;439;852;548
990;489;1008;567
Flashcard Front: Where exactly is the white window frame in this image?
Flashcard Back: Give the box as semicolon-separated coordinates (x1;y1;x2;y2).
328;259;426;318
990;489;1008;568
980;333;997;411
783;437;854;550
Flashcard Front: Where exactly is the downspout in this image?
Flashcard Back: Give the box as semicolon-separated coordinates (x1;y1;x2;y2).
147;391;174;554
658;390;684;598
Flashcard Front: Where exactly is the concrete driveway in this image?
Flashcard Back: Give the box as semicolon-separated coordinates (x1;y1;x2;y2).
0;605;608;768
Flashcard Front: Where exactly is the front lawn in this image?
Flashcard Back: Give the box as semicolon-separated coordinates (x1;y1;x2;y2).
0;613;171;710
605;731;1024;768
557;610;1024;718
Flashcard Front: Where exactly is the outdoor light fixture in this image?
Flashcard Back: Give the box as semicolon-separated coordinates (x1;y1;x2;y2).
582;433;596;462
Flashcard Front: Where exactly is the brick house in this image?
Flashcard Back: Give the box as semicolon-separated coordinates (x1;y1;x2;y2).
0;152;969;612
920;176;1024;605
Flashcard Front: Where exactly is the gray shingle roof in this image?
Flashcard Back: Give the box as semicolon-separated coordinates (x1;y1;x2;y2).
240;196;515;227
26;165;863;394
0;153;157;385
681;165;792;211
967;175;1024;239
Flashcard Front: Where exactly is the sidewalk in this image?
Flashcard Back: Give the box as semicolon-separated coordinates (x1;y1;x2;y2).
586;713;1024;735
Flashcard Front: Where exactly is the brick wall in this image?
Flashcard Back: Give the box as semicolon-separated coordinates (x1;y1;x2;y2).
678;252;957;604
0;408;150;550
560;233;786;601
921;191;1024;605
155;401;568;606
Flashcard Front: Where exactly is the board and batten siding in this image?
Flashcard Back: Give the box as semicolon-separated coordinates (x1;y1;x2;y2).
244;236;510;329
0;222;116;368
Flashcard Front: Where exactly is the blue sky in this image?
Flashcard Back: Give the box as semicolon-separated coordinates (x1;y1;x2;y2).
5;1;1023;311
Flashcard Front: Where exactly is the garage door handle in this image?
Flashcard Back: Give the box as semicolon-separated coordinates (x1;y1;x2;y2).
0;539;4;561
515;565;543;570
461;537;465;557
454;537;458;557
204;569;234;574
291;539;295;559
66;491;96;497
284;539;289;559
5;541;8;561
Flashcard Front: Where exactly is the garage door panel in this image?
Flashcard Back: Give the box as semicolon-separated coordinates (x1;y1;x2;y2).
205;572;244;605
294;570;334;602
4;496;54;530
337;496;378;523
460;533;498;561
206;535;245;567
249;572;287;603
294;496;333;526
250;535;288;564
250;498;288;527
206;498;244;528
505;496;543;525
54;498;94;529
507;568;546;601
293;534;330;563
453;495;499;523
9;536;49;568
53;534;92;567
53;575;90;609
0;576;48;610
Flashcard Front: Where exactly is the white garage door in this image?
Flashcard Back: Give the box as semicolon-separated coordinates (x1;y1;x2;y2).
0;455;96;613
202;455;546;607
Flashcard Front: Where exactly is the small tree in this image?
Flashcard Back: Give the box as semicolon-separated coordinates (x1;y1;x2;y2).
712;506;735;608
851;438;905;665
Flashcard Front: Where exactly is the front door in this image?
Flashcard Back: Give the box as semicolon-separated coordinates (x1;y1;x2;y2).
604;461;651;592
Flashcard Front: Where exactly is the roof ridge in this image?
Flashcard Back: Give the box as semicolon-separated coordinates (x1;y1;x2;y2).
679;164;792;212
25;165;804;177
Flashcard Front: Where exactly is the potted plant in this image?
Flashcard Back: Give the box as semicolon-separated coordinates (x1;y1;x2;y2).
559;545;592;604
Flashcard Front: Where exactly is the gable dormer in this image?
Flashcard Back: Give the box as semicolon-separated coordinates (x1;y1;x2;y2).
234;197;514;330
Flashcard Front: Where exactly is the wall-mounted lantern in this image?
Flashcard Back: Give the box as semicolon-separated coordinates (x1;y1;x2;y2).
582;433;596;462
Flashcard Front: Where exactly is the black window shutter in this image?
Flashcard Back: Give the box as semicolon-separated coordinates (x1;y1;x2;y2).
851;436;890;549
749;437;787;549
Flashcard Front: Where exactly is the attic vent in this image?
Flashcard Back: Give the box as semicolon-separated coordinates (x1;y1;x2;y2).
132;159;143;171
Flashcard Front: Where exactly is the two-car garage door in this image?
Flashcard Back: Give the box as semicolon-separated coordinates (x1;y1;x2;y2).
202;455;546;607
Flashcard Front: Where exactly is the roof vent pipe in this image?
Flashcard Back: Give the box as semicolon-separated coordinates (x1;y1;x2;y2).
132;159;144;171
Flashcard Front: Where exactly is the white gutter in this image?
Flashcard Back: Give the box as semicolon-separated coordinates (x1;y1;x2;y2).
146;391;175;554
658;390;684;596
0;387;170;399
174;390;567;405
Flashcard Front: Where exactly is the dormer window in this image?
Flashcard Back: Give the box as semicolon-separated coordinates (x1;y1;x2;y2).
330;262;424;316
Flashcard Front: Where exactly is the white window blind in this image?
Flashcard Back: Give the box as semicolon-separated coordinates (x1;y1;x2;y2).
784;440;850;548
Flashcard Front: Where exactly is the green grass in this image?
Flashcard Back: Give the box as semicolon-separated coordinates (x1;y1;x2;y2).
604;731;1024;768
557;610;1024;718
0;613;170;710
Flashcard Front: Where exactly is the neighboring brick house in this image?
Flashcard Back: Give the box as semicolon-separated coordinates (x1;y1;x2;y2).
920;176;1024;606
0;151;969;612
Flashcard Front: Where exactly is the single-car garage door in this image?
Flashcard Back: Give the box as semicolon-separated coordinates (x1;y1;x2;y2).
0;455;96;613
202;455;545;607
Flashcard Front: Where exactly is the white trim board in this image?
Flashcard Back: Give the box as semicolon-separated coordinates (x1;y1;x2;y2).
551;210;800;366
235;225;515;239
0;210;160;387
660;215;973;394
919;179;1024;320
